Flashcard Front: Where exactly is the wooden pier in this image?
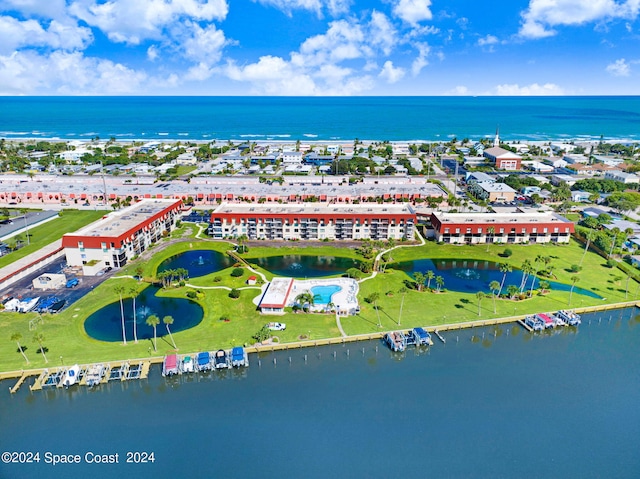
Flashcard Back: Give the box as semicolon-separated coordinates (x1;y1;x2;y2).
434;330;446;344
518;319;533;332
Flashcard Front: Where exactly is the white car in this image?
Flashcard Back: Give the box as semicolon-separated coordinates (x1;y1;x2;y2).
267;322;286;331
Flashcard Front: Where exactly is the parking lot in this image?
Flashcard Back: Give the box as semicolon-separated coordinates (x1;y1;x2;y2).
0;257;118;314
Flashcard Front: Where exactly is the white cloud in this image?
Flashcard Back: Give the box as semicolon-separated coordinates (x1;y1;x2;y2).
147;45;160;61
68;0;229;45
492;82;565;95
0;16;93;54
179;21;228;65
519;0;640;39
477;34;498;46
251;0;351;16
0;50;149;94
447;85;470;95
379;60;404;83
410;41;429;75
606;58;631;76
295;19;366;67
0;0;69;20
369;11;397;56
392;0;433;26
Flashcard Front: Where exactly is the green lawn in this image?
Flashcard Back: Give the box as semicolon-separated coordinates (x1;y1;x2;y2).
0;209;107;269
1;236;636;373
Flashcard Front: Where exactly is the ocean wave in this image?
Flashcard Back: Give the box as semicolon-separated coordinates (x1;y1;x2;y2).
303;134;318;138
0;131;29;135
79;132;98;137
178;132;189;136
239;134;265;138
158;132;169;136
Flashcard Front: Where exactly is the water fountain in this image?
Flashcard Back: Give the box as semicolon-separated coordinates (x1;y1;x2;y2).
455;268;480;280
198;255;204;265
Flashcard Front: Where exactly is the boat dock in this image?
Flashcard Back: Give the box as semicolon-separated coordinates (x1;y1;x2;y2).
518;320;533;332
434;330;446;344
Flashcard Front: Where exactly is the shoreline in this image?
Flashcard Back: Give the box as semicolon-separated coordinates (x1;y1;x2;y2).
2;300;636;385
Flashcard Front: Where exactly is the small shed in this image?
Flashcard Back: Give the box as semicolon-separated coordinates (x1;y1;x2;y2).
246;275;257;285
32;273;67;290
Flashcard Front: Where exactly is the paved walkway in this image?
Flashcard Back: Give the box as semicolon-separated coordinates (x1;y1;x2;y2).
359;230;426;284
335;311;347;337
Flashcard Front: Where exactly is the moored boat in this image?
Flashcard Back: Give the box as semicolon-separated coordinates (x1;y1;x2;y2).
162;354;180;376
85;363;105;387
182;355;194;373
556;310;581;326
384;331;406;352
214;349;230;369
61;364;80;388
196;352;212;371
231;347;248;368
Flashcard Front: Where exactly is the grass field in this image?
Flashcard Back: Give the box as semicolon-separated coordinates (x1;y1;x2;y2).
0;209;107;269
1;233;636;373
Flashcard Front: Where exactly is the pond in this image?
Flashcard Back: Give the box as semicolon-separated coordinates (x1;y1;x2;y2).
251;255;358;278
393;258;604;299
158;249;233;278
84;286;204;342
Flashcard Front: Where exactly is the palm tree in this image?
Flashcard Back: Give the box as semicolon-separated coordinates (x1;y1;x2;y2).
114;285;127;345
609;227;620;257
569;275;580;306
33;332;48;363
579;230;595;267
489;280;500;313
476;291;485;316
163;315;177;349
146;314;160;352
413;271;426;291
506;284;519;300
369;292;381;328
539;280;550;294
398;286;407;325
435;275;445;292
295;291;314;313
486;226;495;252
129;286;139;344
10;332;29;364
520;260;533;293
498;263;512;297
425;270;435;290
19;208;30;245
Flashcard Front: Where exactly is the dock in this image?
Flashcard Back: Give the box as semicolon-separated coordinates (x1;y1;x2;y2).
518;319;533;332
9;372;30;394
434;330;446;344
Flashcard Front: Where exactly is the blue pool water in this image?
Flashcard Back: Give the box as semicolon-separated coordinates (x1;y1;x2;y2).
311;285;341;304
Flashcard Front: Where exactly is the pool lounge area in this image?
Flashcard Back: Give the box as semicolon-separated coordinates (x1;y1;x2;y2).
257;277;359;315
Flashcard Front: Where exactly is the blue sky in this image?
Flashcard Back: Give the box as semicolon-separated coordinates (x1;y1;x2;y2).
0;0;639;95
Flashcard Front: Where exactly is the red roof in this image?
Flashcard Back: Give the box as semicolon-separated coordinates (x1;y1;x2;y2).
164;354;177;369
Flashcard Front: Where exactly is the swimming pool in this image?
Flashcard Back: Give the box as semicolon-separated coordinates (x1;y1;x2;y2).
311;285;342;305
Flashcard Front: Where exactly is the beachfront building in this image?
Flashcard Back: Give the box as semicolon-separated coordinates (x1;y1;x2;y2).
209;203;416;241
62;199;182;272
430;212;575;244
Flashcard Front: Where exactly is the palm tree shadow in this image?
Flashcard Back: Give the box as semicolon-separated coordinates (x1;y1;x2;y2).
355;314;377;327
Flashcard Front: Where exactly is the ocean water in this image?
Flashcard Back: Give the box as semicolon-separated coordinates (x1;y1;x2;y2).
1;308;639;479
1;96;639;142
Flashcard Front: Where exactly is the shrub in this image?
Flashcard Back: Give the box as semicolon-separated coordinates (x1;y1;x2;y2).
178;280;186;287
570;264;582;273
606;259;617;268
503;248;513;258
230;267;244;277
252;325;271;343
186;290;197;299
229;288;240;299
213;276;222;283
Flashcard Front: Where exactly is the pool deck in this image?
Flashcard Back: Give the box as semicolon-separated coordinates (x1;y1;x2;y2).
291;278;359;314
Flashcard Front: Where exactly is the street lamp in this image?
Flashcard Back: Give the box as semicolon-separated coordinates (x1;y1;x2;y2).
59;355;63;365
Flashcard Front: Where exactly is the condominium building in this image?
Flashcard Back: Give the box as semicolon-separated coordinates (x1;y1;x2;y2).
62;199;183;272
430;212;575;244
209;203;416;241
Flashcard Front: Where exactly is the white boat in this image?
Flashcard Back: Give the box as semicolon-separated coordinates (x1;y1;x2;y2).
61;364;80;388
85;364;105;387
182;355;194;373
18;297;40;313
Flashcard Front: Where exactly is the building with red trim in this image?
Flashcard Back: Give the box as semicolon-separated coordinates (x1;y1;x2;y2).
209;203;416;241
430;212;575;244
62;199;182;272
483;147;522;170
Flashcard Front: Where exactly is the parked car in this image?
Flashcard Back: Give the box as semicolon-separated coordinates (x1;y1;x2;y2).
66;278;79;288
267;322;286;331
